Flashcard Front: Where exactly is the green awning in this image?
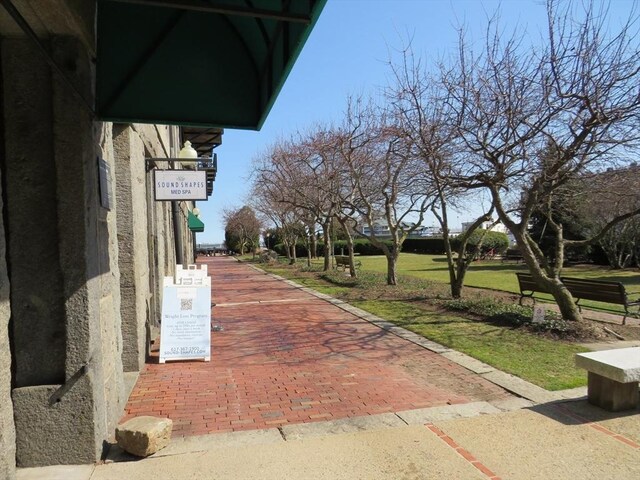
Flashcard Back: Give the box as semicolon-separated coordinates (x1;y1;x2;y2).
188;210;205;232
96;0;326;129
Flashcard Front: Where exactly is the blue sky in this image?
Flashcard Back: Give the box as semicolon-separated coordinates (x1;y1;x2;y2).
196;0;635;244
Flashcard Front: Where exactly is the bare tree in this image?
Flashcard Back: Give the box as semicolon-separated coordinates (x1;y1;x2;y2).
440;0;640;320
252;130;343;271
250;169;305;265
563;165;640;268
388;48;496;297
223;206;263;256
342;101;434;285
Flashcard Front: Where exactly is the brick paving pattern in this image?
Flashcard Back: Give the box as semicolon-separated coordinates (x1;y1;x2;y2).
122;257;509;436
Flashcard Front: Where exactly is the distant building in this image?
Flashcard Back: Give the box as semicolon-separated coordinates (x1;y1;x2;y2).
359;220;428;238
461;220;508;234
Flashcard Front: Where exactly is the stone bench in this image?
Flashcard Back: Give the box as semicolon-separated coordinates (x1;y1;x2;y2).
575;347;640;411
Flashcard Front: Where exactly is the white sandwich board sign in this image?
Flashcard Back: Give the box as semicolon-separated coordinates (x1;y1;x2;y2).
159;275;211;363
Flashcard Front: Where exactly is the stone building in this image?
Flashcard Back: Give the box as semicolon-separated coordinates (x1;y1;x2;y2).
0;1;324;478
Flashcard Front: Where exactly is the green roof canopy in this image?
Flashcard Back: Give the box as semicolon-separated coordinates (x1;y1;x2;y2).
188;210;205;232
96;0;326;129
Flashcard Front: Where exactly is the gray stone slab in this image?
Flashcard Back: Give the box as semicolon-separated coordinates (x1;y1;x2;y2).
338;305;370;317
17;465;94;480
281;413;406;440
411;339;451;353
326;298;345;305
489;397;536;412
306;290;331;299
368;320;396;329
575;347;640;382
441;351;495;374
481;370;557;404
396;401;501;425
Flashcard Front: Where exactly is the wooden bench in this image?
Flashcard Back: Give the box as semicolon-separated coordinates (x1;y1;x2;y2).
502;248;523;263
575;347;640;411
335;255;361;271
516;273;640;324
515;272;552;305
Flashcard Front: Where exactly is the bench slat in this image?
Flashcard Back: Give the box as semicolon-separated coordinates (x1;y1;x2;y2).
561;277;626;305
517;272;637;323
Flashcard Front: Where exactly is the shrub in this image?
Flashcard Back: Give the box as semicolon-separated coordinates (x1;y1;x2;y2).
450;230;509;257
401;238;446;254
441;297;571;334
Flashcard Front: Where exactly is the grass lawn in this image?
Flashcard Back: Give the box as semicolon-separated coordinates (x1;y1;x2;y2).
256;261;351;297
358;253;640;314
352;299;588;391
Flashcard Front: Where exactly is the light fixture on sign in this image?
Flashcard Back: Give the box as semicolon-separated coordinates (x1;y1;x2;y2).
178;140;198;159
193;207;201;217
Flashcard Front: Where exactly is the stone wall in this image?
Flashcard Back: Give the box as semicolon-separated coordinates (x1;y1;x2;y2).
0;172;16;480
3;34;125;466
0;1;199;471
114;126;151;372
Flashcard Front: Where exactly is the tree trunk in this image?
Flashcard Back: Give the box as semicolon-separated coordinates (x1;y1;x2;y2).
289;244;296;265
345;231;357;278
451;262;468;298
310;232;318;258
283;241;292;263
519;236;584;321
386;252;398;285
549;280;583;320
322;223;332;271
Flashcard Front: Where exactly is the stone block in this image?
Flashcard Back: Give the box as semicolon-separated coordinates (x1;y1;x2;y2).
587;372;639;412
575;347;640;383
115;416;173;457
13;381;98;467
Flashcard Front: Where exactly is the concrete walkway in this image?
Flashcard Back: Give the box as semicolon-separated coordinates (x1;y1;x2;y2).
18;257;640;479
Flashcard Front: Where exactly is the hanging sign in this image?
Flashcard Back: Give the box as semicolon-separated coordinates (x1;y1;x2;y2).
159;276;211;363
154;170;207;200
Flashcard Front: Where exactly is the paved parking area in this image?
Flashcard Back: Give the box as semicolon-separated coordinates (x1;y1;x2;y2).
122;257;510;436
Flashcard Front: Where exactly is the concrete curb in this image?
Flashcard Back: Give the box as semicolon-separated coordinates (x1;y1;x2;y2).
106;401;512;459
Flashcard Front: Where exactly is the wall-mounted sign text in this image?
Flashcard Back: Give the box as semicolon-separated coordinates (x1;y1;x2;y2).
154;170;207;200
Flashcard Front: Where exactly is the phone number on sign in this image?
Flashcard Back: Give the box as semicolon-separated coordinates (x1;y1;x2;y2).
165;347;205;355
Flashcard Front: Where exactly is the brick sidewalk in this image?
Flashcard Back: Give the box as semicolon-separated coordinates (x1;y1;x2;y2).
122;257;509;436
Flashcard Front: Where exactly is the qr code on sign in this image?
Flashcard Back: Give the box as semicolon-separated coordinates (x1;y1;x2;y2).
180;299;193;311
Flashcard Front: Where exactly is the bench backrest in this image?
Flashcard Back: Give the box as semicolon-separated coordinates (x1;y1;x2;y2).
515;272;552;294
560;277;626;305
335;256;349;265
